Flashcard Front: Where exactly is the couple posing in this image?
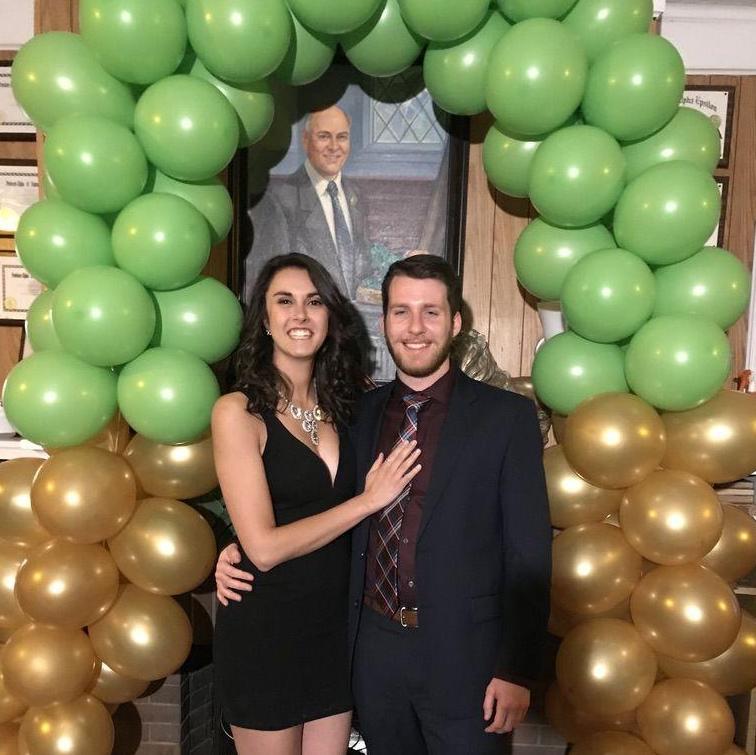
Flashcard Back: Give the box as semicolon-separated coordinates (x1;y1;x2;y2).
213;252;551;755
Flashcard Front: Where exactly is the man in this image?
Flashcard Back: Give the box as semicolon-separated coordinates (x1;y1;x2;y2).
243;105;371;304
218;256;552;754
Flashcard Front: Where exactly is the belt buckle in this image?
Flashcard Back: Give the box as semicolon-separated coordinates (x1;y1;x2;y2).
399;606;417;629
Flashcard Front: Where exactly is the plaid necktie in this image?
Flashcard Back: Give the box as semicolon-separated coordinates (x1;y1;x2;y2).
374;392;430;616
326;180;356;297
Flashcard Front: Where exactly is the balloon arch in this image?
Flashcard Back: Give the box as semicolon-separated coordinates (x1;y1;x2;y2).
1;0;755;753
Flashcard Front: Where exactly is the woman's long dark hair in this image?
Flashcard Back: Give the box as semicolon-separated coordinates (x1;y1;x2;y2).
232;253;369;425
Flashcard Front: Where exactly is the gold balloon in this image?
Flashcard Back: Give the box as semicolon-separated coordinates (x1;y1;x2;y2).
31;447;136;544
0;459;49;549
552;413;567;444
108;497;216;595
556;619;657;716
0;723;19;755
14;540;119;628
657;610;756;696
0;544;29;631
662;390;756;484
88;585;192;681
563;393;666;489
1;624;96;706
701;503;756;583
549;597;631;639
89;659;148;704
123;433;218;500
0;671;26;725
46;412;131;456
630;563;741;662
552;523;642;614
20;694;113;755
571;731;655;755
637;679;734;755
545;446;624;529
619;470;723;565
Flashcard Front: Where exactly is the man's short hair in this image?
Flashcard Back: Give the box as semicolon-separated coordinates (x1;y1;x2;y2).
381;254;463;317
303;107;352;135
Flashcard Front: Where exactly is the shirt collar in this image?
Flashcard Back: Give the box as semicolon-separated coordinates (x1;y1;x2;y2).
393;363;457;406
305;159;343;197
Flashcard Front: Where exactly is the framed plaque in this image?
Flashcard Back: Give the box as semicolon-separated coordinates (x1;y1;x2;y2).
0;62;34;139
0;160;38;237
0;0;35;51
0;254;42;322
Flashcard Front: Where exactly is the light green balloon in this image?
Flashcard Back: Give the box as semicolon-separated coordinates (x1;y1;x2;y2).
117;347;220;443
186;0;291;83
398;0;489;41
153;277;243;364
483;122;541;198
562;248;655;343
514;218;616;300
563;0;653;62
654;247;751;330
41;170;60;200
288;0;383;34
497;0;577;21
134;75;239;181
26;290;62;352
532;331;628;415
529;125;626;228
79;0;187;85
622;107;721;182
15;200;114;288
486;18;587;136
53;266;156;366
582;34;685;142
274;11;337;86
613;161;721;265
424;10;509;115
10;31;135;131
625;315;731;411
343;0;425;78
44;115;148;215
2;351;117;447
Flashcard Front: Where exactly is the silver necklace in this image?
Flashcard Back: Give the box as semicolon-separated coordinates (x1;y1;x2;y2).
285;399;325;446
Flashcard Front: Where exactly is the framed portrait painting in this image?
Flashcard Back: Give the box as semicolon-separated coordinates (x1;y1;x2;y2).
230;64;468;382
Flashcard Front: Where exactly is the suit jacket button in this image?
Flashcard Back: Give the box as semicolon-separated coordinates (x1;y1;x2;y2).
359;551;365;559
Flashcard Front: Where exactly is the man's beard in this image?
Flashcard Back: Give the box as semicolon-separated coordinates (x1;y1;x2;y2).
386;332;455;379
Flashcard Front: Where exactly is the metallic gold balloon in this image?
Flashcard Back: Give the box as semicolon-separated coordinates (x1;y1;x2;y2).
1;624;96;706
571;731;655;755
88;659;148;704
657;610;756;696
552;523;642;614
31;447;136;543
552;413;567;444
0;671;26;725
88;585;192;681
123;432;218;500
14;540;119;628
545;445;624;528
619;470;723;565
47;412;131;456
556;619;657;716
0;459;49;549
701;503;756;583
20;694;114;755
549;597;631;639
0;544;29;631
637;679;735;755
108;497;216;595
662;390;756;484
564;393;666;489
630;564;741;662
0;723;20;755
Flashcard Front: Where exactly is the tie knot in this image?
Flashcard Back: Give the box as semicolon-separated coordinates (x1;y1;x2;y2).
403;393;430;412
326;180;339;198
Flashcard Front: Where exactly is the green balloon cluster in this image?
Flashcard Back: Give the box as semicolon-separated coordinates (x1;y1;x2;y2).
274;13;336;86
398;0;489;42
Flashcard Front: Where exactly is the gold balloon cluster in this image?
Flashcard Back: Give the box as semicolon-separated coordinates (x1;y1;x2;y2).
545;391;756;754
0;420;220;752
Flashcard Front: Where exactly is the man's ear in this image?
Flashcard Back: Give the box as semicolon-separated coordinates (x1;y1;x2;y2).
452;311;462;338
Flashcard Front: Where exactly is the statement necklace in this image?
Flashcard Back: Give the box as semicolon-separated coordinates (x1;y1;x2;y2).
285;399;325;446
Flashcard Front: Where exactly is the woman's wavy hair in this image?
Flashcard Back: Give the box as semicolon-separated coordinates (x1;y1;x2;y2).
232;253;369;425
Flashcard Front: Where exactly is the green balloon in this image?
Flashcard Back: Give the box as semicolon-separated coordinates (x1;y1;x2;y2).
44;115;148;214
26;290;62;352
10;31;135;131
117;347;220;443
532;331;628;414
613;161;721;265
134;75;239;181
79;0;187;85
562;248;655;343
274;11;337;86
563;0;652;62
41;170;60;200
483;122;542;198
288;0;383;34
529;125;626;228
398;0;488;41
190;59;274;148
186;0;291;83
147;169;233;244
654;247;751;330
497;0;577;21
343;0;425;78
622;107;721;182
2;351;117;447
514;218;616;300
486;18;587;136
625;315;731;411
582;34;685;142
53;266;156;366
153;277;243;363
15;200;114;288
112;193;211;291
423;10;509;115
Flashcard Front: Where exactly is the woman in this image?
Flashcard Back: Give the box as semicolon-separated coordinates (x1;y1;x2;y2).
212;253;421;755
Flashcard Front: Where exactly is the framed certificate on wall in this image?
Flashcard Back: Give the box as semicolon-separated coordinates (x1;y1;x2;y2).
0;160;38;237
0;62;34;139
0;0;35;50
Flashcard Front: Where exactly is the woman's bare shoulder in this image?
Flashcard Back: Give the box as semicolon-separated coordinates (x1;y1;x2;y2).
213;392;264;430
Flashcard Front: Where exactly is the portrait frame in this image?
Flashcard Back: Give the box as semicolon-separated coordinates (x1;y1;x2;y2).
681;84;736;169
0;61;35;140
